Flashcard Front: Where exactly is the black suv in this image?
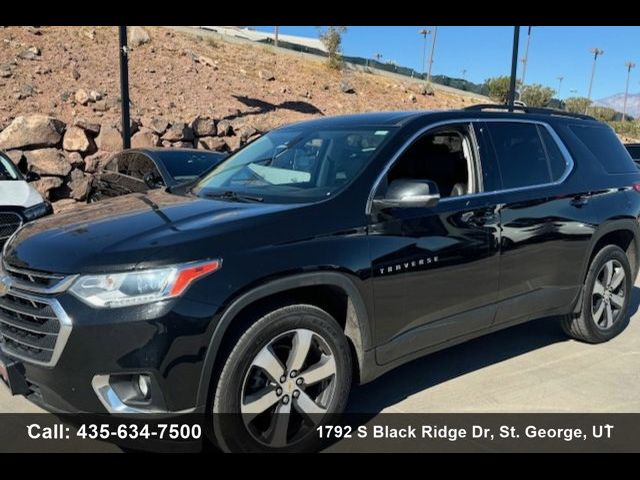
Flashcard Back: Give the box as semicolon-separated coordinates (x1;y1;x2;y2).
1;105;640;452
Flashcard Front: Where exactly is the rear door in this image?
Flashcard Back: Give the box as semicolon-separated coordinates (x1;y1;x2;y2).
481;120;589;324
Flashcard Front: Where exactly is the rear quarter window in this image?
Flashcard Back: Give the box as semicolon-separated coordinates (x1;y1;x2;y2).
569;124;636;174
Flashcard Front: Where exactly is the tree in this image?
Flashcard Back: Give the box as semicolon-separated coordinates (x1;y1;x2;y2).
564;97;591;114
520;84;556;107
317;26;347;69
484;76;519;104
590;106;618;122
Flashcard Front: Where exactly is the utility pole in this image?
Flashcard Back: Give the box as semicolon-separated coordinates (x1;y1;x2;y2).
427;26;438;84
586;47;604;113
461;69;467;81
557;76;564;97
520;26;534;87
508;26;521;110
118;26;131;149
274;26;279;48
374;53;383;63
418;28;431;78
623;61;636;121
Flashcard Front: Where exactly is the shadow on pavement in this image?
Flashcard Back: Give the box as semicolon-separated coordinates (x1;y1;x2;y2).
347;286;640;414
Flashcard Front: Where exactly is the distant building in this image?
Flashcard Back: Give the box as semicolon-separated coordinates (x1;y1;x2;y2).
197;26;328;53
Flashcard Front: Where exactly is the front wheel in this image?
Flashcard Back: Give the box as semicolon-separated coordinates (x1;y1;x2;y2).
561;245;632;343
211;304;352;452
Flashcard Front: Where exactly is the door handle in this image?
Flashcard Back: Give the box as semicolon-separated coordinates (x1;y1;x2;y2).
571;195;589;207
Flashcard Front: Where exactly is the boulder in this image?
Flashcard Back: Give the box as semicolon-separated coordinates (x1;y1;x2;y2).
129;27;150;47
17;46;41;61
66;151;84;168
25;148;72;176
197;136;226;151
0;115;65;150
95;125;122;152
408;93;417;103
5;150;23;166
339;80;355;94
238;126;258;141
224;136;242;152
89;90;102;102
258;70;275;81
73;118;101;135
140;116;169;135
216;119;233;137
162;122;194;142
170;141;194;148
84;151;112;173
75;89;90;105
196;54;216;68
33;177;63;200
68;170;92;201
63;126;93;153
131;129;160;148
52;198;79;214
190;116;216;137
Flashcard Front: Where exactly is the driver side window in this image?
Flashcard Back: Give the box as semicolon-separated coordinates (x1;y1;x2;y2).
384;124;478;199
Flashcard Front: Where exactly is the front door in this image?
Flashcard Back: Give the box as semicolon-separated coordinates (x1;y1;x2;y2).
368;122;501;365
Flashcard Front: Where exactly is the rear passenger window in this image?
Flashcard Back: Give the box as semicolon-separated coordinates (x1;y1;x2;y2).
486;122;554;189
569;124;637;174
538;126;568;181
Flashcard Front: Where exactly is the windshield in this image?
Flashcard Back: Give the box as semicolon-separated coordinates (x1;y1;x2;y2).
0;153;22;181
192;126;393;203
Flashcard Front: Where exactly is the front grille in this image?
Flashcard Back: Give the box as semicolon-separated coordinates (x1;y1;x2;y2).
0;266;73;367
0;212;22;248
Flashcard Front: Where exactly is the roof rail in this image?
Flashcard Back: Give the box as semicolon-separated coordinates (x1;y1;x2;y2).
464;104;596;121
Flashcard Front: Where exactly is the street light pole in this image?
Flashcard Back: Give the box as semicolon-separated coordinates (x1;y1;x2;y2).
586;47;604;113
508;26;521;111
462;69;467;81
557;76;564;97
520;26;534;87
118;26;131;150
419;28;431;77
623;61;636;121
427;26;438;84
274;26;279;48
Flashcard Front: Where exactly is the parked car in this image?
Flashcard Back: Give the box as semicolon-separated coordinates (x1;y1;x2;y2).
625;143;640;168
0;151;52;248
88;148;227;202
2;106;640;452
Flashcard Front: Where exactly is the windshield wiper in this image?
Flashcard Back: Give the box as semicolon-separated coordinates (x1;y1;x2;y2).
202;190;264;203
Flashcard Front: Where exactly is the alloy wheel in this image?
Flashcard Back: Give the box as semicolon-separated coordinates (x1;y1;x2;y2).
240;328;337;447
591;259;626;330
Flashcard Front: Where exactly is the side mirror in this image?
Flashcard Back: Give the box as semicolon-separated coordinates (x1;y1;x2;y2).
25;171;40;182
373;179;440;209
143;172;164;189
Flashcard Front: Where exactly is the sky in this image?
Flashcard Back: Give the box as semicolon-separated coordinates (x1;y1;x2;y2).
251;26;640;100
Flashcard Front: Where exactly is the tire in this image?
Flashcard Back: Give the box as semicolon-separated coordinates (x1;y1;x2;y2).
211;304;352;452
561;245;632;343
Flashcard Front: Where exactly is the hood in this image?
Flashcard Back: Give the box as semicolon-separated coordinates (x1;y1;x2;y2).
0;180;44;208
3;189;302;274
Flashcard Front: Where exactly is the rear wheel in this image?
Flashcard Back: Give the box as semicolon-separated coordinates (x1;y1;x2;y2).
211;304;352;452
561;245;632;343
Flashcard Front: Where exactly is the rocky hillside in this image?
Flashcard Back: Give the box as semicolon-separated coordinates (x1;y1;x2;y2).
0;26;480;211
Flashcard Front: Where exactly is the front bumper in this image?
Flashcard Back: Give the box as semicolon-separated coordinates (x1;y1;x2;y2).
1;292;220;414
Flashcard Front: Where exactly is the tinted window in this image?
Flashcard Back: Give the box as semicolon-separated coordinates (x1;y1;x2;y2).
486;122;552;189
625;145;640;161
154;151;224;181
538;126;568;181
112;153;159;180
570;125;636;174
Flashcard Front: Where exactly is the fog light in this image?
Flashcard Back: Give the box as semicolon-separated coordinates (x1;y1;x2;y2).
137;374;151;400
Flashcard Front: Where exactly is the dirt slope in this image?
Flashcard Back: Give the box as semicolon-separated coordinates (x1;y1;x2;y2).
0;26;479;132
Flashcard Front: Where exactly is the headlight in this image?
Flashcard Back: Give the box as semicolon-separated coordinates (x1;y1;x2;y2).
69;259;221;308
23;202;52;221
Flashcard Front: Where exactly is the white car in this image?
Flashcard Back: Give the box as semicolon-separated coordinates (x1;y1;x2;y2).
0;151;52;247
